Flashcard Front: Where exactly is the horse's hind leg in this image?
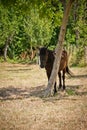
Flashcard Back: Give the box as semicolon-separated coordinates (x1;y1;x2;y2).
62;69;66;90
58;72;62;89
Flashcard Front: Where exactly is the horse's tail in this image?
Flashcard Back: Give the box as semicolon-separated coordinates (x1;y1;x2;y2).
66;66;74;77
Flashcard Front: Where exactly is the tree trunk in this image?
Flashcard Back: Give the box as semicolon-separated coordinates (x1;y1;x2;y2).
4;41;8;61
4;33;14;61
84;46;87;64
44;0;75;97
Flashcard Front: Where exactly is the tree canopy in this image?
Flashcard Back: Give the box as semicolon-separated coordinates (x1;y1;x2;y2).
0;0;87;65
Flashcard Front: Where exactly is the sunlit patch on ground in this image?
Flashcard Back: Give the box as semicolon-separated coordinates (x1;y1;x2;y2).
0;63;87;130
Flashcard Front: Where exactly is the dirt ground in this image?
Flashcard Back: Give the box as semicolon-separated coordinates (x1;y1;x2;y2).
0;62;87;130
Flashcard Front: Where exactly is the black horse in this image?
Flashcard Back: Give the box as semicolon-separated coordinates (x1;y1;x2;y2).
39;47;72;93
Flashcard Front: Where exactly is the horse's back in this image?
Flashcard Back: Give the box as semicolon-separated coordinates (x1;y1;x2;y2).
59;50;68;71
45;49;68;72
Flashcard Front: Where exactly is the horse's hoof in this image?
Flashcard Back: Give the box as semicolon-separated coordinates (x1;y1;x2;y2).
62;88;66;92
58;87;61;91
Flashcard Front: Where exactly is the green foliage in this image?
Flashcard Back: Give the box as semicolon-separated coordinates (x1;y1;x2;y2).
0;0;87;65
66;89;76;95
0;0;63;61
64;0;87;66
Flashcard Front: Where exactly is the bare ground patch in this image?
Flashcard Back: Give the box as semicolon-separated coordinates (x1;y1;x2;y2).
0;63;87;130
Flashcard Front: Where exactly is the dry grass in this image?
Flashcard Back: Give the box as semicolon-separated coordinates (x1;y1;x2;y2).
0;62;87;130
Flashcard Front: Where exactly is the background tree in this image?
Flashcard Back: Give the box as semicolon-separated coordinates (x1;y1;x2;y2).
0;0;87;65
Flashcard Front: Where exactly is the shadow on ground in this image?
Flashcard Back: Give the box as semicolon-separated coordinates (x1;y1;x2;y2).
73;74;87;78
6;68;32;72
0;85;46;101
0;72;87;101
0;82;87;101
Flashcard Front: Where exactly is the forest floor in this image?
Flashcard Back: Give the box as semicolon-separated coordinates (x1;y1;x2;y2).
0;62;87;130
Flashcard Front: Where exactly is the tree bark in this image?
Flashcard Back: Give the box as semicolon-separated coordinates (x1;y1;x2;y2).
44;0;75;97
4;33;14;61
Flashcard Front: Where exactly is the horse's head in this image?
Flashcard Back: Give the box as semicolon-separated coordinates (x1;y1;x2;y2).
39;47;48;68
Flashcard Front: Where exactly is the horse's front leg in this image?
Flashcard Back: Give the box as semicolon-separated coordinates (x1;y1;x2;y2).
58;72;62;89
62;69;66;90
